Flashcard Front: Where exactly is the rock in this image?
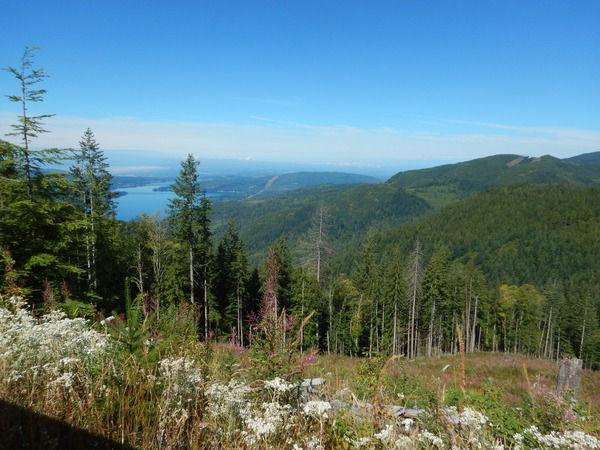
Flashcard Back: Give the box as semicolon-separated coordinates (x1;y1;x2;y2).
557;358;583;395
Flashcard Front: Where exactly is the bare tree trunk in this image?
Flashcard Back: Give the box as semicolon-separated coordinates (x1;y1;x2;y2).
300;278;305;352
189;245;194;304
407;240;423;359
204;276;208;340
237;290;243;346
513;319;520;353
393;302;398;355
470;296;478;352
328;288;333;354
464;282;471;353
556;327;561;362
134;245;144;294
544;308;553;359
369;312;373;358
579;318;586;360
427;300;435;358
90;195;97;291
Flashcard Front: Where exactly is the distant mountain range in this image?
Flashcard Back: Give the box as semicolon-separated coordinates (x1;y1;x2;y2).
109;150;600;270
387;153;600;209
563;151;600;165
209;151;600;265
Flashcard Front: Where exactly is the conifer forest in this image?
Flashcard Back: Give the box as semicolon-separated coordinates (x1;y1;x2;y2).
1;47;600;449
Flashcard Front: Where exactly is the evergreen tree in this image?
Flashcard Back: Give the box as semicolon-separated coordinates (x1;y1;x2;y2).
0;48;85;299
406;239;423;358
167;154;212;336
270;236;294;311
352;236;383;356
421;245;452;356
145;213;171;303
290;268;320;351
213;221;249;341
450;260;488;353
4;46;62;199
327;277;360;355
245;267;263;320
0;140;24;207
383;247;406;355
70;128;115;291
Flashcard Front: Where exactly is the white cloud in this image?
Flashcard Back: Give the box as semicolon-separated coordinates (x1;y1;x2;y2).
1;112;598;165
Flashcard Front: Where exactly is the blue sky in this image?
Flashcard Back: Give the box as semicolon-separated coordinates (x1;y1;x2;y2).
1;0;599;171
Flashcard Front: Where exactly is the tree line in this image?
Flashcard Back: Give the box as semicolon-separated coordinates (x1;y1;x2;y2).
1;47;598;369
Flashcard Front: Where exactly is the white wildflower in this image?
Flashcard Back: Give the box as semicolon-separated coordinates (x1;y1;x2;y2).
158;357;203;410
513;432;523;449
242;402;292;445
206;379;251;417
0;300;112;391
345;436;371;447
458;407;488;431
48;372;75;388
304;435;324;450
374;424;395;441
417;430;444;447
99;316;115;326
519;425;600;449
394;435;414;448
303;400;332;419
264;376;296;393
58;357;80;367
158;357;203;384
401;417;414;431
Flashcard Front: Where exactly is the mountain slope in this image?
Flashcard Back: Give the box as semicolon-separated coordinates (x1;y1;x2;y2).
205;171;380;198
212;182;432;264
214;153;600;268
367;183;600;288
387;154;600;208
563;151;600;165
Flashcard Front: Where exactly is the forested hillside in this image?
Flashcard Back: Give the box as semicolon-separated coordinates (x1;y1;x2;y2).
387;154;600;208
367;183;600;287
211;182;432;264
564;151;600;165
206;171;381;197
337;183;600;365
1;48;599;372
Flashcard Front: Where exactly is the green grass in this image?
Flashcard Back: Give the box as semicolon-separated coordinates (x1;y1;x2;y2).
2;299;599;448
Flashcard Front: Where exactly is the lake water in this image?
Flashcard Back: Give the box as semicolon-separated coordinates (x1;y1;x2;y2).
115;182;176;221
115;182;232;221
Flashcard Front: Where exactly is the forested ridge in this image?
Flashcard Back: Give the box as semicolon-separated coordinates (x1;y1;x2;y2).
1;47;599;371
387;153;600;209
211;182;433;264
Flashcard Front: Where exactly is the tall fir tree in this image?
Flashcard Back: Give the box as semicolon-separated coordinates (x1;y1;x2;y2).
70;128;115;291
213;221;249;341
167;154;212;336
1;48;83;299
406;239;423;358
421;245;452;356
4;46;62;199
383;246;406;355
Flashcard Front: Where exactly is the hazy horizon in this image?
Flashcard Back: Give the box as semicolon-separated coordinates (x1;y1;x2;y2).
1;2;598;166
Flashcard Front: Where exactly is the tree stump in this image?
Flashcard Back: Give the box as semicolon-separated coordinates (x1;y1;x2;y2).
557;358;582;395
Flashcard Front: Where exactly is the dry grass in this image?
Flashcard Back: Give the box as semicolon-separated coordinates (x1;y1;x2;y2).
310;352;600;412
2;298;598;448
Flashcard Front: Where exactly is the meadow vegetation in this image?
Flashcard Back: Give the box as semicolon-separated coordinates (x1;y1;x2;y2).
1;294;599;449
